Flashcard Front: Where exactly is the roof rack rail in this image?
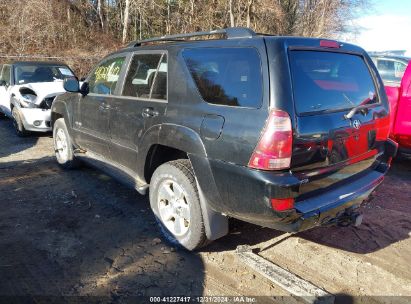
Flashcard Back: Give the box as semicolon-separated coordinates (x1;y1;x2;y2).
127;27;256;47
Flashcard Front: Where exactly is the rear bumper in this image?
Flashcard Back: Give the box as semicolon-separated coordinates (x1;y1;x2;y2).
399;147;411;157
287;170;383;232
392;134;411;151
205;140;397;232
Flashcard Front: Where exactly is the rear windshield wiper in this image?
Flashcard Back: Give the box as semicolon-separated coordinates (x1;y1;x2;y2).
343;92;378;119
344;104;372;119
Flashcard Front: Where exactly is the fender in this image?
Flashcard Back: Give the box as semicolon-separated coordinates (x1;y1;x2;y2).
137;123;229;241
10;96;20;109
51;97;74;135
136;123;208;176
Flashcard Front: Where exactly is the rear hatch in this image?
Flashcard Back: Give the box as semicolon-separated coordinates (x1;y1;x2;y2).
287;47;390;197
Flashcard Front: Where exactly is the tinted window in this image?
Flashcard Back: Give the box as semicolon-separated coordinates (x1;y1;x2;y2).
289;51;378;114
122;53;167;100
0;65;11;85
183;48;262;107
377;59;407;83
151;55;167;100
14;65;74;84
88;57;125;95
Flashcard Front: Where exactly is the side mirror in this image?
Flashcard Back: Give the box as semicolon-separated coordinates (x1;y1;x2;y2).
63;77;80;93
0;80;7;86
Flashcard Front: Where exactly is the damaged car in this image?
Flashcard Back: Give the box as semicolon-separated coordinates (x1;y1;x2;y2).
0;61;75;136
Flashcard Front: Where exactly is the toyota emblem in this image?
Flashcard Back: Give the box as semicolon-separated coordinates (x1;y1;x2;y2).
352;119;361;129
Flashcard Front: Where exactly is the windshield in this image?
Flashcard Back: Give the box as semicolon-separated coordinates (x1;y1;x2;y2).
289;51;378;115
14;65;74;84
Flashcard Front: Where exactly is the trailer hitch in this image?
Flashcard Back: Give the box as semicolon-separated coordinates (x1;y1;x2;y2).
336;211;363;227
321;207;363;227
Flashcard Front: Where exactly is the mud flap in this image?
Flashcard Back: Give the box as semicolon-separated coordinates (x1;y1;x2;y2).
196;181;229;241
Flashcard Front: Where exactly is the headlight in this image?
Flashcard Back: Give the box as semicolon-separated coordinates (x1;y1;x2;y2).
19;94;38;108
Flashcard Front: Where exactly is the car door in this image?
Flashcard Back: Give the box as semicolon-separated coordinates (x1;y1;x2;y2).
74;55;127;158
108;51;168;171
0;64;13;116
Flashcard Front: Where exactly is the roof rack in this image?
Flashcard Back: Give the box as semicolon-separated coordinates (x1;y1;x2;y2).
127;27;256;47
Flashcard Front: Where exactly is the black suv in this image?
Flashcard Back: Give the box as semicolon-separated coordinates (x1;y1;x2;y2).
52;27;397;250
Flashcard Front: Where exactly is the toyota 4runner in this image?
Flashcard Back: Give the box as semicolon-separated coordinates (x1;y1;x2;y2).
51;27;397;250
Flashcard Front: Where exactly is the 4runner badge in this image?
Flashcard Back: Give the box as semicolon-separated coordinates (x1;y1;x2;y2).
352;119;361;129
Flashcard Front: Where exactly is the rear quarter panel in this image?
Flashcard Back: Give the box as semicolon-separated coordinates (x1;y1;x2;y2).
392;63;411;147
385;85;400;133
165;39;270;166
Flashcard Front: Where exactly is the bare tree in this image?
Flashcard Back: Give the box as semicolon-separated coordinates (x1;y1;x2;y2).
229;0;235;27
97;0;105;30
0;0;371;75
122;0;130;43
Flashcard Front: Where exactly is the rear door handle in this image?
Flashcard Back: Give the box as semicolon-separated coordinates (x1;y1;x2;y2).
142;107;159;118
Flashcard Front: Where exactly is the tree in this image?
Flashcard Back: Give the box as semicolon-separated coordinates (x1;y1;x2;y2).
122;0;130;43
0;0;370;76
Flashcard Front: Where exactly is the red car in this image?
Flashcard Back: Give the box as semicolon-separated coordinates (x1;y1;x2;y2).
381;59;411;156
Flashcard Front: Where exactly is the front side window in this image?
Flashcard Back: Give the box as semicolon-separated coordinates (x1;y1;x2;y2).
14;65;74;84
182;47;263;108
0;65;11;85
289;51;378;115
122;53;167;100
88;57;126;95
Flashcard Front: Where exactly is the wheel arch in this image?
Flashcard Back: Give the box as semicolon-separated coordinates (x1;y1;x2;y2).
51;101;71;130
138;123;207;184
140;123;228;242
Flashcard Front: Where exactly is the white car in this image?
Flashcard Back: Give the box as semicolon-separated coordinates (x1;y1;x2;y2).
0;61;75;136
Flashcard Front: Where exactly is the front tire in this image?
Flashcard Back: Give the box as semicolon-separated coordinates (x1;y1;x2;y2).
149;159;208;250
12;107;29;137
53;118;80;169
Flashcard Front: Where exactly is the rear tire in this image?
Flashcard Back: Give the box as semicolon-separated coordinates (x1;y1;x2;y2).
53;118;80;169
12;107;29;137
149;159;209;250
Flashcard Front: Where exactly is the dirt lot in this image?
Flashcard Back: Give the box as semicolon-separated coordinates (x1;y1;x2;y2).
0;118;410;303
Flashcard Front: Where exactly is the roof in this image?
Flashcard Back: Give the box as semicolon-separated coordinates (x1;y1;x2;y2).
126;27;255;48
101;27;367;61
7;61;69;67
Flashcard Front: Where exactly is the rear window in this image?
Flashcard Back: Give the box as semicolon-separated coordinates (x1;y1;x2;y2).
376;59;408;84
289;51;378;115
14;65;74;84
183;48;262;108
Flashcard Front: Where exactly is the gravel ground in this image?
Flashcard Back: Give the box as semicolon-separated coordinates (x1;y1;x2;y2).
0;117;410;303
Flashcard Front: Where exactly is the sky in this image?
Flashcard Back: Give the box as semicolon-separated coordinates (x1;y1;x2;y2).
347;0;411;56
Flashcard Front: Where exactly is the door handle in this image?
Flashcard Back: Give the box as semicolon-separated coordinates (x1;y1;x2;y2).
142;107;159;118
99;103;111;111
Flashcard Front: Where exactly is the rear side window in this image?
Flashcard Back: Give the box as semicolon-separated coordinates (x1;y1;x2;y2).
289;51;378;114
122;53;167;100
377;59;407;83
88;56;125;95
183;48;262;108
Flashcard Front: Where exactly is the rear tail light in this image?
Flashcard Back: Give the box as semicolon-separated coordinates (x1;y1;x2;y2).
248;109;293;170
271;198;294;211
